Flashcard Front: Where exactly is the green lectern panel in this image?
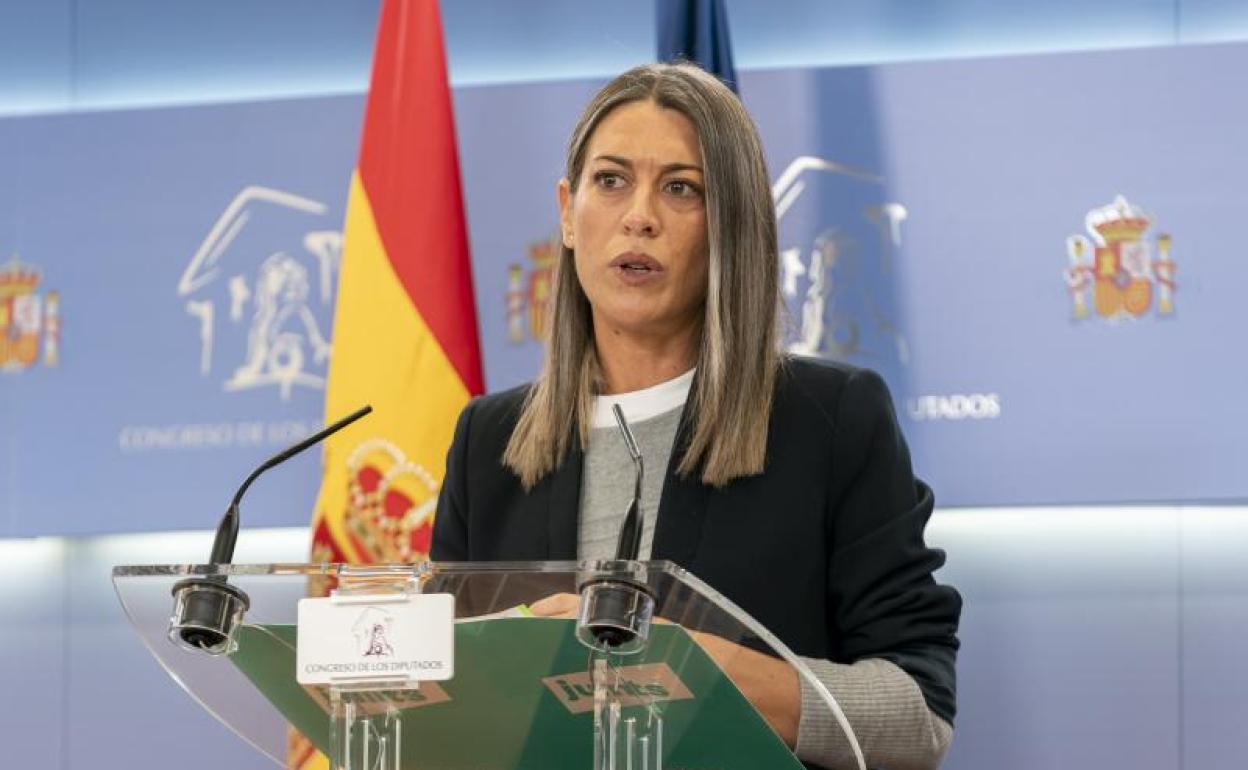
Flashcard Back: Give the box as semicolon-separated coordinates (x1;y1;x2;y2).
231;617;802;769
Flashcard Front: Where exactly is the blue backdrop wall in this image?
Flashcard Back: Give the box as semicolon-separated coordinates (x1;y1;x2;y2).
4;42;1246;536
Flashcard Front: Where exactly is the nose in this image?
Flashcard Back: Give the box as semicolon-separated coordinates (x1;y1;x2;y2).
621;187;659;237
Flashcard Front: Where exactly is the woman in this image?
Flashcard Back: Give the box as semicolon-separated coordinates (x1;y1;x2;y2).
432;62;960;770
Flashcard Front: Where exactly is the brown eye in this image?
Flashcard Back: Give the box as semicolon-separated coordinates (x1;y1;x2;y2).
594;171;627;190
664;179;702;198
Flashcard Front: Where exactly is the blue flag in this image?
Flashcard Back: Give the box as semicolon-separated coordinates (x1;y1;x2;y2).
656;0;737;93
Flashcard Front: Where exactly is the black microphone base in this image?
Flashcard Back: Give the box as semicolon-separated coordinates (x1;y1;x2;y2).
575;575;656;654
169;577;250;656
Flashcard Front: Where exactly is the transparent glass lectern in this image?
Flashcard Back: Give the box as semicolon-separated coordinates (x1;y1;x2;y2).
113;560;863;770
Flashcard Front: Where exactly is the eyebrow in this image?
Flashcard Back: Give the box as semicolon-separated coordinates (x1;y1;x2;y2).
593;154;703;174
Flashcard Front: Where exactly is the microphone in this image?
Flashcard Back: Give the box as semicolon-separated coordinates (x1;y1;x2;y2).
207;404;374;567
611;404;644;562
575;404;656;653
169;405;374;655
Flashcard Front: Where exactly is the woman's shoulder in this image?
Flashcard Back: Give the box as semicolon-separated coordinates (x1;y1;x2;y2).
458;383;531;442
465;382;530;418
780;353;859;386
777;354;898;426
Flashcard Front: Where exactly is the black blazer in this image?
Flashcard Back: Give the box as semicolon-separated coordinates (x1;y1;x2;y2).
432;356;961;724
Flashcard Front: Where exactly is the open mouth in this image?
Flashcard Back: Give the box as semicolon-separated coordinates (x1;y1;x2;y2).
610;252;663;275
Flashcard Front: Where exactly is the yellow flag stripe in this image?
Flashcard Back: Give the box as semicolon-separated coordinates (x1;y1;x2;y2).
312;171;471;560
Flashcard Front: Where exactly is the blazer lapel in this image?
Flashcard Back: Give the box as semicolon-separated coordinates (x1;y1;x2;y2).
545;440;583;559
651;400;711;568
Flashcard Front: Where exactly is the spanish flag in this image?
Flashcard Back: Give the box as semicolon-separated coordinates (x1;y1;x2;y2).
291;0;482;765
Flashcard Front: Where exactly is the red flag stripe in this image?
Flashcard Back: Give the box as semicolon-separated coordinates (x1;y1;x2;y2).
358;0;484;395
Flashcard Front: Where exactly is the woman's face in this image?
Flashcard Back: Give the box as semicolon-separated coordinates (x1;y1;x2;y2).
559;100;709;342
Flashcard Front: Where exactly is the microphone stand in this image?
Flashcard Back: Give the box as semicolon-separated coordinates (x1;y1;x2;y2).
168;405;373;655
612;404;645;562
575;405;657;654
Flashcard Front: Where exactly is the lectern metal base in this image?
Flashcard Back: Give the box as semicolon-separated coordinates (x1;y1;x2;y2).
329;686;402;770
592;656;664;770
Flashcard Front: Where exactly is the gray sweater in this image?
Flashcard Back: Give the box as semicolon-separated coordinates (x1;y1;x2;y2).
578;405;952;770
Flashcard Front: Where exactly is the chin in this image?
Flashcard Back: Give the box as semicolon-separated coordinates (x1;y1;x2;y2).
597;306;667;333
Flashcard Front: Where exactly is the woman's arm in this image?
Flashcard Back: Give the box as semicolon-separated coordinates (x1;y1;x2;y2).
795;655;952;770
824;367;961;725
687;629;801;747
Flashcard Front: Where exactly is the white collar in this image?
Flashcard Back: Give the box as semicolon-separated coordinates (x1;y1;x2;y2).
589;368;695;429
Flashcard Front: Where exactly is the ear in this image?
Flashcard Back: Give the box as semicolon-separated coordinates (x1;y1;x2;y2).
557;177;574;249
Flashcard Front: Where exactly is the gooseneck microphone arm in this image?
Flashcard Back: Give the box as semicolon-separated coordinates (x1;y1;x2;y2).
207;404;373;566
611;404;645;562
171;404;374;655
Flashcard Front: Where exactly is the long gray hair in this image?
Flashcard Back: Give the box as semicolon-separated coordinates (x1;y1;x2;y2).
503;62;780;489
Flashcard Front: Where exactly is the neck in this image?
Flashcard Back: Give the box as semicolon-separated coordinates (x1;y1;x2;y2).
593;318;700;395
